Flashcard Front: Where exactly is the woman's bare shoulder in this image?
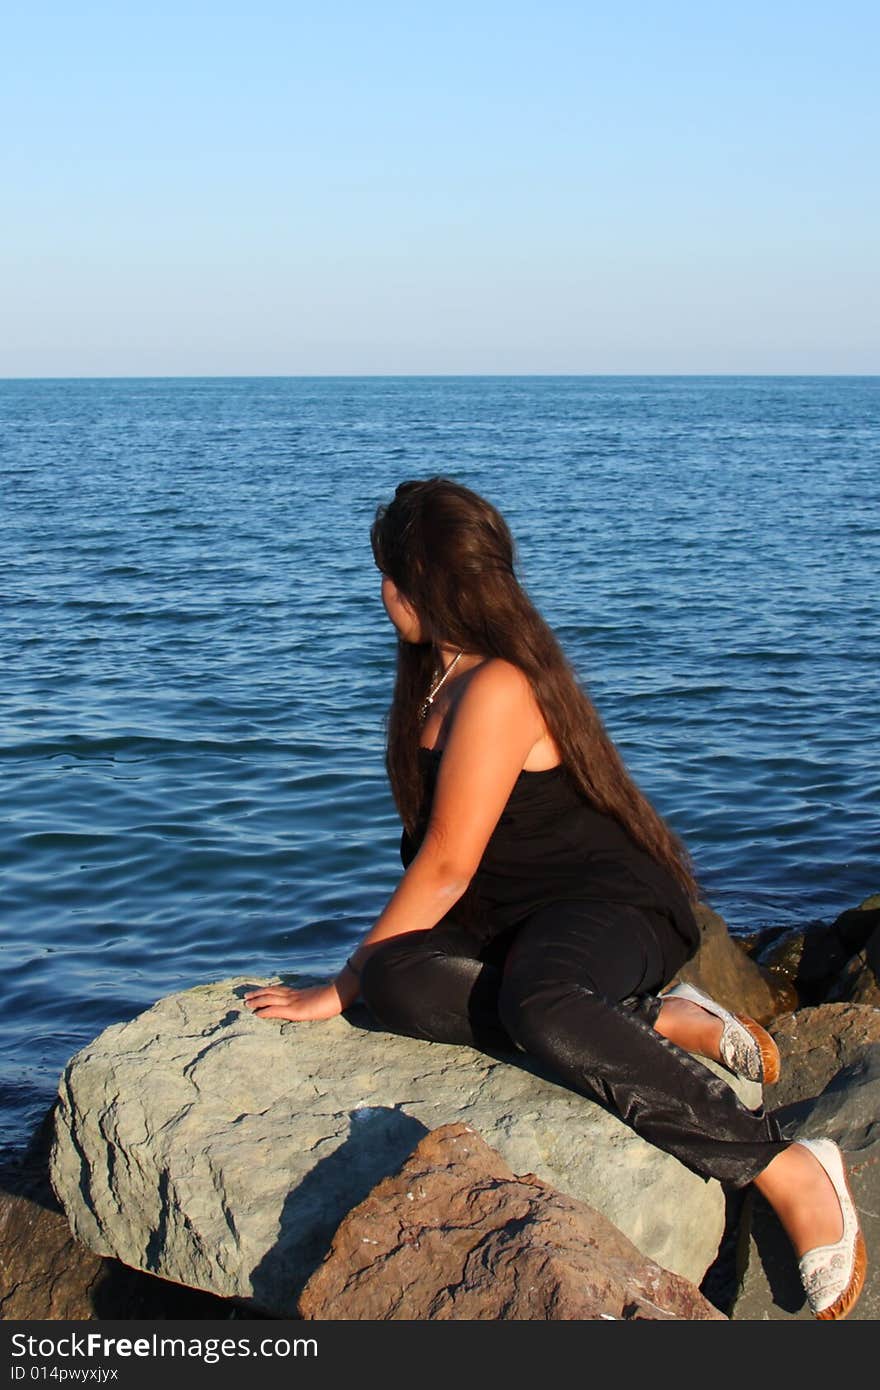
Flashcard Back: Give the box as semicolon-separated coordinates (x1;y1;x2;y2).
466;656;533;696
459;659;559;768
456;658;542;728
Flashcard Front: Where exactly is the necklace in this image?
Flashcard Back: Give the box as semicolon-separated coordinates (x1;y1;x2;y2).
419;650;463;724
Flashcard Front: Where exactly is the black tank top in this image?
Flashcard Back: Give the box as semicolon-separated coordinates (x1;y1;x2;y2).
401;746;699;954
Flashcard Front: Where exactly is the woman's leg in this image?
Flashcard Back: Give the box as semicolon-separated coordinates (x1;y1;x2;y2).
754;1144;850;1256
360;910;766;1074
653;991;779;1081
359;919;512;1052
497;900;790;1187
363;901;859;1311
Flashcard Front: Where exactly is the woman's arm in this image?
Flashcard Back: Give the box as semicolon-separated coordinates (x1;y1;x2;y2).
244;661;543;1022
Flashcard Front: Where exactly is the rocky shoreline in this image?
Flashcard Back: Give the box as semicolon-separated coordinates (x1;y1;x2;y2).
3;893;878;1321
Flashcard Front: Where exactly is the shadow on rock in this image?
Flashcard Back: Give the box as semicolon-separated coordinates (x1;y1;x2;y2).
248;1104;429;1309
747;1191;806;1315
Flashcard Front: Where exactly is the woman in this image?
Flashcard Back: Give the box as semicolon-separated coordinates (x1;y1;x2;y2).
245;477;865;1320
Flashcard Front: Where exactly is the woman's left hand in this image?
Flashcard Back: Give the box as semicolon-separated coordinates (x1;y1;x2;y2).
243;981;348;1022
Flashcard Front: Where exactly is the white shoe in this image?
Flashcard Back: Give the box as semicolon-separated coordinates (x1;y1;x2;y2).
663;981;781;1085
795;1138;867;1320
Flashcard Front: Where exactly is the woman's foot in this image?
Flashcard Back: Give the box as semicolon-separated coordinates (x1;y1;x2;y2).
655;981;780;1084
755;1139;867;1319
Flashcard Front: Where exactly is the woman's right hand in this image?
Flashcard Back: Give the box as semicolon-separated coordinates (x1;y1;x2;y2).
243;980;350;1022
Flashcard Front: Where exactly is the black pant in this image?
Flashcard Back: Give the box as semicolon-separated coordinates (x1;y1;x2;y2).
360;900;789;1187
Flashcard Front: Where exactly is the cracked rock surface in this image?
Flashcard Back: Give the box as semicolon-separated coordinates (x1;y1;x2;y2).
49;977;759;1316
298;1122;726;1319
769;1003;880;1109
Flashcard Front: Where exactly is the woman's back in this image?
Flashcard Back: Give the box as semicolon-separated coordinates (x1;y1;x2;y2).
402;743;699;952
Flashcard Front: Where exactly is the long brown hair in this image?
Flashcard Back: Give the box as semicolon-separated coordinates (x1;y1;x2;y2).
371;477;698;901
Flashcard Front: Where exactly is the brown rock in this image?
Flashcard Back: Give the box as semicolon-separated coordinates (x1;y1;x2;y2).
833;895;880;954
0;1186;107;1320
297;1123;725;1321
824;896;880;1006
756;896;880;1009
668;903;789;1024
768;1003;880;1108
826;923;880;1009
756;926;840;1003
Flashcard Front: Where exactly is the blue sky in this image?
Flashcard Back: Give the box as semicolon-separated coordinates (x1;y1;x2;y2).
2;1;877;375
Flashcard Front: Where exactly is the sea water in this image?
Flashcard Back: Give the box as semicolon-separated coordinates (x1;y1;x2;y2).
1;375;877;1160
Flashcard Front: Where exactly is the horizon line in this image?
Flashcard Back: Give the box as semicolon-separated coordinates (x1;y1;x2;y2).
1;372;878;383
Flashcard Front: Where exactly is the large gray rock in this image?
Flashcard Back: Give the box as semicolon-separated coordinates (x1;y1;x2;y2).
731;1044;880;1320
0;1103;249;1321
0;1183;243;1322
49;977;761;1316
